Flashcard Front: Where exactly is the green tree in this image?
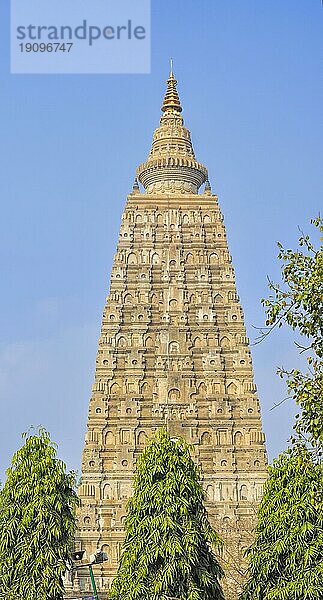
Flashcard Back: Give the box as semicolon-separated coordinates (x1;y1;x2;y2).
109;428;224;600
261;216;323;447
0;427;79;600
240;443;323;600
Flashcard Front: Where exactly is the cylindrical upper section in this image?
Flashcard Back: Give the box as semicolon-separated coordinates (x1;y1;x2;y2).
137;72;208;195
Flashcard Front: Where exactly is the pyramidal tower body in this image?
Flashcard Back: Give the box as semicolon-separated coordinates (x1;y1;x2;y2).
76;70;267;599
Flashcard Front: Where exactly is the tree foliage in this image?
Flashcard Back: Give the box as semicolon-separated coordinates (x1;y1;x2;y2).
240;443;323;600
0;427;79;600
261;216;323;447
109;428;224;600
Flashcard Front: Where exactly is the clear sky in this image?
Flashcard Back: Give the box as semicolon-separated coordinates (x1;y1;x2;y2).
0;0;322;480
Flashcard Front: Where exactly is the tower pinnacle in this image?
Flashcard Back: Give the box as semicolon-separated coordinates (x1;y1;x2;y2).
161;61;182;114
137;66;207;194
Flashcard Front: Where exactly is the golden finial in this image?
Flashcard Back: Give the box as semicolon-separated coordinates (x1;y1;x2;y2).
161;59;182;114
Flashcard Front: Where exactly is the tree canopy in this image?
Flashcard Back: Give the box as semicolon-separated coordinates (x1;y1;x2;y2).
261;216;323;448
0;427;79;600
109;427;224;600
241;217;323;600
240;443;323;600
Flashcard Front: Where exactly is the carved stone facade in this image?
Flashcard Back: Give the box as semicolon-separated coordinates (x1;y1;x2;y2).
75;70;267;600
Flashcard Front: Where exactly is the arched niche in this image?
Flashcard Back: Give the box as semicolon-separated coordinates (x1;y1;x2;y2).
234;431;243;446
145;336;154;348
220;336;230;348
227;382;238;395
168;388;180;402
209;253;218;264
198;382;207;397
194;336;202;348
127;252;137;265
110;382;121;395
119;483;131;499
205;484;213;500
141;381;151;395
118;336;127;348
103;483;112;499
239;484;248;500
138;431;147;446
105;430;115;446
169;341;179;354
222;516;230;528
201;431;211;445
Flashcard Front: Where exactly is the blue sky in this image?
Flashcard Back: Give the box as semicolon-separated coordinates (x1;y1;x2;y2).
0;0;322;479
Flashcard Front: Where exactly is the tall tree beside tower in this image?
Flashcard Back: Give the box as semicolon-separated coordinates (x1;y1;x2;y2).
241;218;323;599
0;428;79;600
240;444;323;600
109;428;224;600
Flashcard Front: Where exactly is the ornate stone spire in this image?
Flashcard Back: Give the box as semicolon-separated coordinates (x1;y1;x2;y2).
76;67;268;600
137;64;208;195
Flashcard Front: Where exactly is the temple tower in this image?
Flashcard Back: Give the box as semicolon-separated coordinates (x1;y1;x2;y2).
76;69;267;600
